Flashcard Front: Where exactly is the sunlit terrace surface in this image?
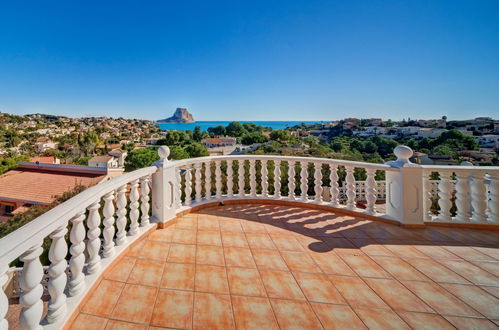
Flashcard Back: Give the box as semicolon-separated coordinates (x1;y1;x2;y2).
67;204;499;330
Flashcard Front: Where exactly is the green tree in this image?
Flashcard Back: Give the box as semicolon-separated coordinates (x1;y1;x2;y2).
241;132;268;145
169;145;190;160
185;142;209;157
207;125;226;137
125;148;160;171
226;122;246;137
193;126;203;141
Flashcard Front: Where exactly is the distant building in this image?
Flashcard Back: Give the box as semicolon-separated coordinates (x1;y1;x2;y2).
35;137;58;153
410;152;457;165
477;135;499;148
29;156;60;164
202;137;237;148
417;128;447;138
88;149;127;169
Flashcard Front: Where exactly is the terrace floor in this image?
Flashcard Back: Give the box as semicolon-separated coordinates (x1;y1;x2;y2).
70;204;499;329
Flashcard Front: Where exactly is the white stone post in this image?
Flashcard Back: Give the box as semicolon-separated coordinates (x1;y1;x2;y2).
215;160;222;199
238;160;246;197
140;176;151;226
471;172;488;223
313;162;323;203
488;173;499;223
288;161;296;200
385;146;426;226
274;160;281;198
19;242;44;330
365;168;377;215
329;164;339;207
261;160;269;198
86;202;101;274
128;180;140;235
115;184;128;245
102;191;116;258
227;160;234;198
204;161;212;200
345;166;356;210
0;265;8;329
184;165;192;206
437;171;453;222
249;159;257;197
300;161;308;202
151;146;178;224
194;163;202;202
47;225;68;324
68;211;86;296
455;167;472;222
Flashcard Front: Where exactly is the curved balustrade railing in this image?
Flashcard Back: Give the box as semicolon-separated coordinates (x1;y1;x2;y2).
0;166;157;329
1;145;498;329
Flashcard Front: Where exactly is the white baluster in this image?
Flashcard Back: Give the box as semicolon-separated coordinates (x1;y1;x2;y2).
300;162;308;202
195;163;202;203
423;171;433;221
261;160;268;198
437;171;453;222
345;166;356;210
488;173;499;223
86;202;101;274
238;160;245;197
185;165;193;206
274;160;281;198
471;172;488;223
47;225;68;324
176;167;182;208
249;159;257;197
205;161;212;200
128;180;139;236
115;184;128;245
215;160;222;199
68;211;86;296
0;265;8;329
455;171;472;222
19;242;44;330
102;191;116;258
227;160;234;198
329;164;339;206
313;162;323;203
288;161;296;200
140;177;151;227
365;168;377;215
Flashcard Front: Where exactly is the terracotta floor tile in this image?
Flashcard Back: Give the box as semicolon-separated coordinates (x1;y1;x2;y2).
401;280;481;317
219;219;244;232
354;307;411;329
196;245;225;266
224;247;256;268
328;275;388;309
197;217;220;231
193;292;235;330
349;238;395;256
241;221;267;233
406;258;470;284
414;244;462;259
197;230;222;246
245;233;277;250
231;295;279;330
128;258;164;287
221;232;249;248
474;246;499;260
439;283;499;319
126;239;145;257
172;228;197;244
227;267;266;297
438;259;499;286
151;289;193;329
161;262;195;290
112;284;157;324
280;250;321;273
195;264;229;294
148;227;174;242
175;217;198;230
480;285;499;298
294;272;345;304
363;278;434;313
309;251;356;276
311;302;367;329
81;280;124;317
168;243;196;263
270;299;323;330
105;320;148;330
382;243;429;258
442;245;495;261
252;249;289;271
138;240;170;260
259;269;306;300
324;237;363;255
397;311;454;330
371;256;430;281
104;256;136;282
70;313;108;330
444;316;498;330
339;254;392;278
269;234;305;251
471;260;499;277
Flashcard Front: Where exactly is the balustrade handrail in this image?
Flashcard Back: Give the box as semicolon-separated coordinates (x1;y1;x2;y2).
419;164;499;172
0;166;157;265
169;154;397;171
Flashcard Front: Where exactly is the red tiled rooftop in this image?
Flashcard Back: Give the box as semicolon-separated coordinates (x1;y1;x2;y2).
69;204;499;329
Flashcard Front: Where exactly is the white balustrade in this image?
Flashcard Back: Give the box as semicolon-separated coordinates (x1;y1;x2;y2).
238;160;245;197
205;161;212;200
365;168;377;215
313;162;323;203
274;160;281;198
19;242;44;330
185;165;192;206
249;160;257;197
102;191;116;258
345;166;356;210
471;172;488;223
0;265;7;329
489;174;499;223
115;184;128;245
455;171;472;222
176;168;182;208
329;164;339;206
261;160;269;198
140;176;151;226
437;171;453;221
86;202;101;274
47;225;68;324
68;211;86;296
215;160;222;199
227;160;234;198
194;163;202;202
300;162;308;202
128;179;139;235
288;161;296;200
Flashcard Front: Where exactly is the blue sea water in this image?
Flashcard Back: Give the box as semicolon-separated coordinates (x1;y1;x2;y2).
157;121;323;131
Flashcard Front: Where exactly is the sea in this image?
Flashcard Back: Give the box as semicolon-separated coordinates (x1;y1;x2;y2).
156;121;324;132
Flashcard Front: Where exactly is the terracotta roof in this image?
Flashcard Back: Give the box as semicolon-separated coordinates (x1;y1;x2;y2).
202;138;236;144
30;156;57;164
0;167;105;204
89;155;113;162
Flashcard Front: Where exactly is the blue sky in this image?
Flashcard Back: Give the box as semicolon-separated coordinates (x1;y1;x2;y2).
0;0;498;121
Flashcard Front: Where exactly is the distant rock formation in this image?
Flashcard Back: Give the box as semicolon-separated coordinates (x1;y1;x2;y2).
157;108;195;123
